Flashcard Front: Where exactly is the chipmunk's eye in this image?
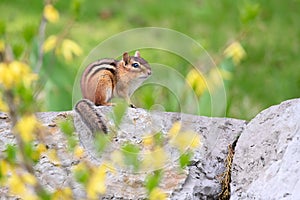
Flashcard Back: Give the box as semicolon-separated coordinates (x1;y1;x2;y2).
132;63;140;68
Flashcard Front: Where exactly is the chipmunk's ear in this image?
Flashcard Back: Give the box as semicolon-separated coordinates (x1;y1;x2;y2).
134;51;141;58
122;52;130;64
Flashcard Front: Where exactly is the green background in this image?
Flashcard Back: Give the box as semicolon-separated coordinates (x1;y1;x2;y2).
1;0;299;120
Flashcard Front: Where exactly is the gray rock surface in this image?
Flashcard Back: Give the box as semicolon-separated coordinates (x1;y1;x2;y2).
0;104;246;199
2;98;299;199
231;98;300;200
74;104;246;199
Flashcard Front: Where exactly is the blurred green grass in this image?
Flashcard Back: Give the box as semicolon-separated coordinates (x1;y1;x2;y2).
1;0;299;120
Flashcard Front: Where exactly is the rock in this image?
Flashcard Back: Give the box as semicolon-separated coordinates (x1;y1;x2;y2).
169;113;245;200
231;98;300;199
73;104;246;199
0;104;246;199
3;98;300;199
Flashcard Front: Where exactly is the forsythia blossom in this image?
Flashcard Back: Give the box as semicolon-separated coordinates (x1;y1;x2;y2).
43;35;58;52
15;115;39;142
60;39;83;61
52;187;73;200
167;122;201;151
142;134;155;147
224;41;246;65
0;61;38;90
169;130;201;151
142;147;168;170
86;163;115;199
0;40;4;51
167;121;181;138
186;69;207;96
0;160;10;177
74;146;84;158
44;4;59;23
8;172;38;199
0;95;8;112
149;188;167;200
43;35;83;61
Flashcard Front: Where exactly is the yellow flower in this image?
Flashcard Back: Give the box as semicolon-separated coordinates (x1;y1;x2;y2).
72;162;88;177
186;69;207;96
149;188;167;200
190;133;201;149
86;164;108;199
167;121;181;139
52;187;73;200
44;4;59;23
46;149;61;165
142;134;154;147
0;96;8;112
0;160;10;176
10;61;38;87
0;61;37;89
22;172;37;186
8;172;38;199
224;41;246;65
8;172;26;196
170;131;201;152
43;35;58;53
36;143;47;154
60;39;83;62
0;40;5;51
142;147;168;170
0;62;14;89
74;146;84;158
15;115;38;142
43;36;83;62
30;143;47;161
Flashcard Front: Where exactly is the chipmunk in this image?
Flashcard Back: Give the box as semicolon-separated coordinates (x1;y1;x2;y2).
80;51;151;108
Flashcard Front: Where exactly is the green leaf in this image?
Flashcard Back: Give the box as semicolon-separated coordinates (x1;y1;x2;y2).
12;43;24;59
240;2;260;24
153;132;164;147
0;20;6;37
179;151;193;169
94;134;110;154
67;137;78;151
22;24;37;44
16;84;37;114
122;143;140;172
144;170;163;193
74;167;90;185
37;189;52;200
23;142;34;160
220;58;235;89
59;117;78;151
112;98;127;127
5;144;17;164
220;57;235;72
59;117;75;137
71;0;84;20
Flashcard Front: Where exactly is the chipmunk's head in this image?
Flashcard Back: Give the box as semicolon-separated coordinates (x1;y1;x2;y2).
121;51;151;79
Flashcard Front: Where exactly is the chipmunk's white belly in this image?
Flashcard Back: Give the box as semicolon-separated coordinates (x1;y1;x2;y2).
128;78;147;96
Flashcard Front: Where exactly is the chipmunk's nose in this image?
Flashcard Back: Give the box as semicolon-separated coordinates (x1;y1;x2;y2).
147;69;152;75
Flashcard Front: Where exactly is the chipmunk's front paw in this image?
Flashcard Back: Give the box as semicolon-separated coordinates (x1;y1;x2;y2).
130;104;137;108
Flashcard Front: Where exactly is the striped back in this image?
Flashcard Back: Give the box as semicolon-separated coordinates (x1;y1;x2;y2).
80;58;117;99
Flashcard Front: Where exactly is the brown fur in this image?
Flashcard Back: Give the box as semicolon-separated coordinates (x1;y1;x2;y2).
80;51;151;106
